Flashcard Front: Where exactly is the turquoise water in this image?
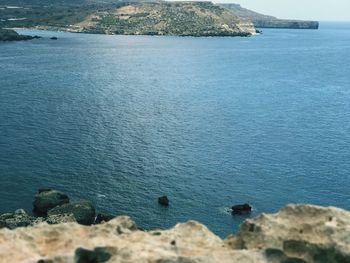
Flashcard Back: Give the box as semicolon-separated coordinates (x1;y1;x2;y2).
1;23;350;237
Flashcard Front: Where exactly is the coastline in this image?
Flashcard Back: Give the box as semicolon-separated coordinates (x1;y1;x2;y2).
1;201;350;263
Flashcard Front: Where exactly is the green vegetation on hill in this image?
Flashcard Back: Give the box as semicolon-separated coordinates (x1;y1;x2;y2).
80;2;256;36
0;1;319;37
0;1;256;37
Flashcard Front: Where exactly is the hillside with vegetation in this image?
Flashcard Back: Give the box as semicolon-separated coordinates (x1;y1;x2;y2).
0;1;256;37
0;1;318;37
74;2;256;36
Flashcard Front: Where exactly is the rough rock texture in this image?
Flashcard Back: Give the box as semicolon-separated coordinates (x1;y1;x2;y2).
33;189;70;215
0;204;349;263
0;209;42;229
48;200;95;225
226;204;350;262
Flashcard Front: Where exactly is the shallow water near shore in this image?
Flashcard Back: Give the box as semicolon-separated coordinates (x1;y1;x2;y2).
1;22;350;237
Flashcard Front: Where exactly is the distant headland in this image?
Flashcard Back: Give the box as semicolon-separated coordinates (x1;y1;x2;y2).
220;3;319;30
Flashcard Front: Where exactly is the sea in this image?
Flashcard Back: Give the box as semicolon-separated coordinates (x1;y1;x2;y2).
0;22;349;237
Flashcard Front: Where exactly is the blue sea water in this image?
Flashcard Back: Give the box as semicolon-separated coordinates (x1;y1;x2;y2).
0;23;350;237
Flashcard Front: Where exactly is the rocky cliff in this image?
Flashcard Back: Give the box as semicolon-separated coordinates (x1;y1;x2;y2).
0;28;37;41
220;4;319;30
0;204;349;263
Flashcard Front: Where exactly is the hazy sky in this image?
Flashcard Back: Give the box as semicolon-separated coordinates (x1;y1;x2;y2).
214;0;350;21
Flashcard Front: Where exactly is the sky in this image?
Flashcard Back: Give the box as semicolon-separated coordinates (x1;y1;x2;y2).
213;0;350;21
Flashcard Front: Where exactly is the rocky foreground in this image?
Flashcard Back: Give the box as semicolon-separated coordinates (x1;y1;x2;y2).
1;200;349;262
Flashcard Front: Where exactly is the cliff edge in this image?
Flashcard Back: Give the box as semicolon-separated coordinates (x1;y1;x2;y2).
0;204;349;263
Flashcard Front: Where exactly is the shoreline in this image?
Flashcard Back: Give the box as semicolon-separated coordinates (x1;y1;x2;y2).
1;202;349;262
12;26;256;38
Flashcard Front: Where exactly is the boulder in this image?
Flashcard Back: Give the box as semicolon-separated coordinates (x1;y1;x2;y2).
33;190;70;215
231;203;252;215
0;209;35;229
48;200;95;225
158;196;169;206
46;213;77;224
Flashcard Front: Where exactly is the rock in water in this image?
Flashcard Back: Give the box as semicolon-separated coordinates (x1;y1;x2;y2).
33;189;70;215
231;203;252;215
48;200;96;225
158;196;169;206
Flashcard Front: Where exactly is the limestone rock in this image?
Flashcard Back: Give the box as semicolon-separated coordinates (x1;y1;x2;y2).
234;204;350;262
46;214;77;225
48;200;95;225
0;209;36;229
0;205;349;263
33;190;70;215
0;216;266;263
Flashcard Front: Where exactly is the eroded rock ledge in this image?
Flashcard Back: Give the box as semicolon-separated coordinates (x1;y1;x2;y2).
0;204;349;263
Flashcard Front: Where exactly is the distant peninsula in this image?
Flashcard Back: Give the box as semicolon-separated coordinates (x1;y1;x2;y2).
220;3;319;30
0;1;319;38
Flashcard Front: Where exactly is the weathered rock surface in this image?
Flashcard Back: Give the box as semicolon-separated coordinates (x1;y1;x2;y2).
33;189;70;215
226;204;350;262
48;200;95;225
0;204;349;263
0;209;40;229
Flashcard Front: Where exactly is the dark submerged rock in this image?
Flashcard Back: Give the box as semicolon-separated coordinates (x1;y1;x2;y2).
75;247;111;263
158;196;169;206
48;200;96;225
232;203;252;215
50;37;58;40
33;189;70;216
